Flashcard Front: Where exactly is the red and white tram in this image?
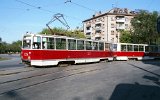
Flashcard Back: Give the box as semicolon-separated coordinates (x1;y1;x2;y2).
145;45;160;59
111;43;159;61
21;34;113;66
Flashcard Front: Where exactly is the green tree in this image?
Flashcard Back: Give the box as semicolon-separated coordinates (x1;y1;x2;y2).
120;30;133;43
0;42;8;54
39;27;85;38
8;40;22;53
131;10;159;44
0;40;21;54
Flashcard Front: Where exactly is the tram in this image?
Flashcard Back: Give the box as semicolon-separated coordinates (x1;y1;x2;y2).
21;34;113;66
111;43;160;60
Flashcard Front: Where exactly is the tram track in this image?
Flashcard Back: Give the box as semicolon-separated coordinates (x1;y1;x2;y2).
0;62;107;84
0;60;157;95
0;69;35;76
0;61;129;84
0;62;116;95
0;66;36;76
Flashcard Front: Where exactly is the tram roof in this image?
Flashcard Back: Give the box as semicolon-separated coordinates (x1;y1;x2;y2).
24;33;110;43
112;42;148;45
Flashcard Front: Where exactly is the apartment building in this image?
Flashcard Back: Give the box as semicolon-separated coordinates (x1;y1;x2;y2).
83;8;136;43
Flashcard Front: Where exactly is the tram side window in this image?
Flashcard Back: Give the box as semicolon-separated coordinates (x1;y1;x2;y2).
93;42;98;50
68;39;76;50
47;38;54;49
145;46;149;52
121;45;126;51
148;46;153;52
134;45;138;51
127;45;133;51
105;43;110;51
77;40;84;50
86;41;92;50
139;45;144;51
154;46;158;52
149;46;158;52
42;37;47;49
23;39;31;49
99;42;104;50
56;38;66;49
112;44;117;51
33;36;41;49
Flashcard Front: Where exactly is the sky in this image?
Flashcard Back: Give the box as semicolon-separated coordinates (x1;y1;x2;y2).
0;0;159;43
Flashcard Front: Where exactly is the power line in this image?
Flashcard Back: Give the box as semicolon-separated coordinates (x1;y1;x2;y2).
15;0;82;21
15;0;39;9
15;0;57;13
65;0;97;13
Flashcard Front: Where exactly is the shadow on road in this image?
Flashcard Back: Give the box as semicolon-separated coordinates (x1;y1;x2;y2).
143;75;160;86
141;60;160;67
128;63;160;77
3;90;27;100
109;83;160;100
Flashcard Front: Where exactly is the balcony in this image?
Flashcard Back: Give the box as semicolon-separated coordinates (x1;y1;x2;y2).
116;25;125;29
86;32;91;35
95;26;101;31
86;32;91;39
116;18;125;22
95;20;102;24
86;35;91;39
94;33;101;38
95;37;101;40
86;29;91;33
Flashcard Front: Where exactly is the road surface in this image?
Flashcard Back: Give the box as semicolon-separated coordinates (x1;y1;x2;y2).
0;54;25;69
0;60;160;100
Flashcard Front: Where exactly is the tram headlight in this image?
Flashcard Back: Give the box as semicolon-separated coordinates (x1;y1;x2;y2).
28;56;30;60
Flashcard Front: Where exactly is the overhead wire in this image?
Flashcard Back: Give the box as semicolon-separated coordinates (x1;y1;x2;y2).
15;0;57;13
15;0;39;9
14;0;83;21
64;0;97;13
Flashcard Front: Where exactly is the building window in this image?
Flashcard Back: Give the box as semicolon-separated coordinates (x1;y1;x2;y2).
86;26;91;30
111;38;114;42
111;31;114;35
125;24;128;29
111;17;115;21
111;23;115;28
97;18;101;21
125;17;129;22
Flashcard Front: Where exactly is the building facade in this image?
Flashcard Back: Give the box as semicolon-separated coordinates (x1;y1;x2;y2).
83;8;136;43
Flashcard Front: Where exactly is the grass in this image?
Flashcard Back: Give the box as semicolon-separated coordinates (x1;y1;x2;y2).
0;57;10;61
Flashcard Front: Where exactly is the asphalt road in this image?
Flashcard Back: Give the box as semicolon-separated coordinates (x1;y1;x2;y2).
0;54;26;69
0;60;160;100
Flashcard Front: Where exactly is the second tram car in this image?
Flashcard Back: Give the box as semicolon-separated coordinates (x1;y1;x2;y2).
21;34;113;66
111;43;158;60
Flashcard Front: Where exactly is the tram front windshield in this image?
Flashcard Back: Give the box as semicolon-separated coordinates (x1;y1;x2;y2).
22;36;31;49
